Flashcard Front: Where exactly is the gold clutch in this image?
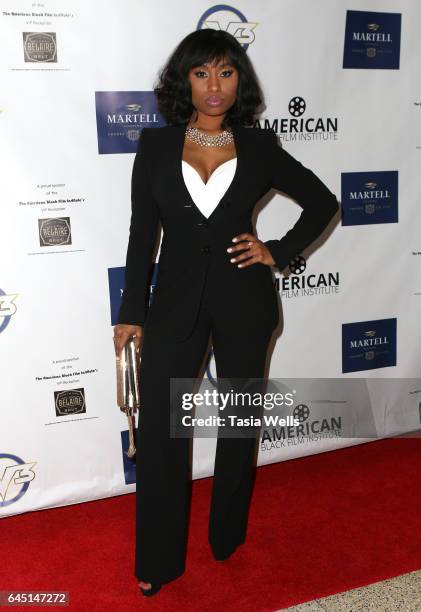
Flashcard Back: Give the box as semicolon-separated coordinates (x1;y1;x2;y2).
116;336;141;458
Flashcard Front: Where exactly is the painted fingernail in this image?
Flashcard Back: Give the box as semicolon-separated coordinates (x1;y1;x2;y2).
227;247;232;252
230;258;235;263
232;238;237;242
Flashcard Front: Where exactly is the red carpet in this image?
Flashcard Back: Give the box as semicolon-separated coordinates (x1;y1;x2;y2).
1;437;420;611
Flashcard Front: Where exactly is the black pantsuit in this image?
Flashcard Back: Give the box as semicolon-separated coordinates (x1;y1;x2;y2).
117;122;339;585
134;259;274;584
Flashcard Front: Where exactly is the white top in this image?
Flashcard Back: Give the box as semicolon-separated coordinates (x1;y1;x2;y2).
181;157;237;218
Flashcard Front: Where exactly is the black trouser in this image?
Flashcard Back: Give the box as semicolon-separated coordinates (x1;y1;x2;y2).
134;264;274;584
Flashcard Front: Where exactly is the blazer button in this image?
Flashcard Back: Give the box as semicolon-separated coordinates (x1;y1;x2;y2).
201;245;210;254
197;221;209;228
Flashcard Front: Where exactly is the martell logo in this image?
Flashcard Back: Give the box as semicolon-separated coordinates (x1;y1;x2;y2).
23;32;57;62
38;217;71;246
343;10;401;69
196;5;257;49
109;263;158;325
54;388;86;416
106;104;156;140
351;180;391;216
108;266;126;326
264;97;338;143
351;330;385;360
353;22;392;48
341;171;398;225
0;288;18;334
342;318;397;373
278;255;340;299
95;92;164;154
354;181;385;216
0;453;37;507
121;430;136;485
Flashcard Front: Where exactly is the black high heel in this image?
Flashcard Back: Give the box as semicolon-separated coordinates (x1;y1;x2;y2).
213;538;245;561
139;582;162;597
214;551;233;561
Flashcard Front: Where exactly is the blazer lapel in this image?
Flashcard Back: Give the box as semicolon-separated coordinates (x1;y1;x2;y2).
171;121;246;224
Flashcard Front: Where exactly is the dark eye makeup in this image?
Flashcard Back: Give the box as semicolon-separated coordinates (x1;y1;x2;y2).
193;69;234;78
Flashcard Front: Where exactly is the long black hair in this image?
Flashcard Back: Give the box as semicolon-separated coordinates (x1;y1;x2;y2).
154;29;265;128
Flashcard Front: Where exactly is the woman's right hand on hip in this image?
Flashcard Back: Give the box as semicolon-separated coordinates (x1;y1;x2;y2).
113;324;143;357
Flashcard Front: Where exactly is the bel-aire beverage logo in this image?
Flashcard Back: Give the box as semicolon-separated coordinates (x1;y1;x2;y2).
54;388;86;416
342;318;397;373
95;92;165;154
341;171;398;225
23;32;57;62
343;10;401;69
38;217;72;246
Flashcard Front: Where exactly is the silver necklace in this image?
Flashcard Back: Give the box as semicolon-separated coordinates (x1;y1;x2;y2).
185;125;234;147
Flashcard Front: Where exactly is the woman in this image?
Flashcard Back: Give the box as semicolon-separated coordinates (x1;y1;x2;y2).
113;29;338;596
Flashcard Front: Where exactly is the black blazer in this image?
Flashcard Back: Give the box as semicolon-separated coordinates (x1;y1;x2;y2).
117;122;339;341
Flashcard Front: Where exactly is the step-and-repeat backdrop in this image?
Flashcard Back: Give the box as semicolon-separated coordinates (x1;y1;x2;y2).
1;0;420;516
